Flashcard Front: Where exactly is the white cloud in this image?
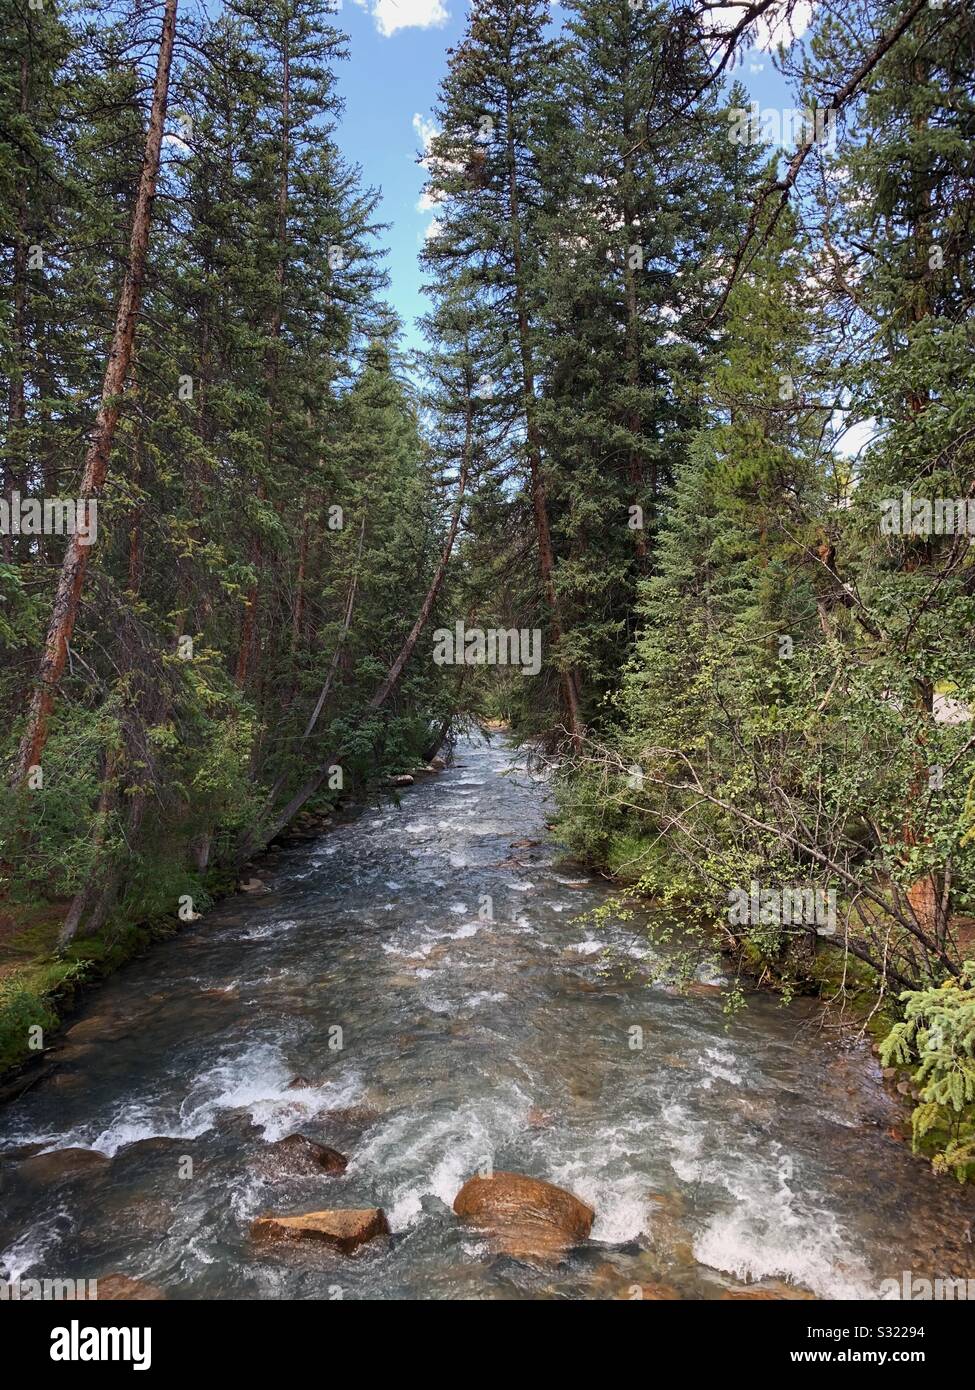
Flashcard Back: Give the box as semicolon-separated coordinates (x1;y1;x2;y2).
703;1;813;53
412;112;439;154
357;0;449;38
835;415;877;459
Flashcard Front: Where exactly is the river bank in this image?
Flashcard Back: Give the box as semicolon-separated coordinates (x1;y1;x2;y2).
0;760;449;1096
1;732;973;1299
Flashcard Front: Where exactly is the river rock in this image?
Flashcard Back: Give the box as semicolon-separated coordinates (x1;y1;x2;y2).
255;1133;347;1177
722;1279;816;1300
15;1147;111;1184
86;1196;175;1241
239;877;265;893
317;1104;382;1139
452;1171;594;1259
65;1013;129;1044
79;1275;167;1301
251;1208;390;1253
51;1041;96;1063
1;1142;47;1163
618;1281;681;1300
430;756;447;770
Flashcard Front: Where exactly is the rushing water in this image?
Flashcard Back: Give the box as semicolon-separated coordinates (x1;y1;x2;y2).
1;733;974;1300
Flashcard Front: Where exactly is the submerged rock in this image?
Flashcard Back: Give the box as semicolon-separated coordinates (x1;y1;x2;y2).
255;1133;348;1177
251;1208;390;1253
317;1105;382;1140
15;1147;111;1184
452;1171;594;1260
82;1275;167;1301
722;1283;816;1300
0;1142;46;1162
114;1136;192;1162
65;1014;129;1044
618;1281;682;1301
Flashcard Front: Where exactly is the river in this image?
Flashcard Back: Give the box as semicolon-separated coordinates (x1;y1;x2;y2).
1;733;973;1299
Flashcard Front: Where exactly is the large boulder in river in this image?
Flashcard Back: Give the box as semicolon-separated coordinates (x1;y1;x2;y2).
452;1171;594;1260
251;1208;390;1254
253;1133;347;1178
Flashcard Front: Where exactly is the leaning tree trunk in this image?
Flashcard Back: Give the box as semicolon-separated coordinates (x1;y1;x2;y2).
12;0;179;787
257;517;366;816
239;406;474;859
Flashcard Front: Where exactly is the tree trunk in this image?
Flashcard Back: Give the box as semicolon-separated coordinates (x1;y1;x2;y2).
236;29;290;690
4;50;30;565
502;87;583;750
258;517;365;814
12;0;179;787
240;411;473;857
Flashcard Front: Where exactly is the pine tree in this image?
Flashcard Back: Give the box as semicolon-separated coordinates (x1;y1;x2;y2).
421;0;584;746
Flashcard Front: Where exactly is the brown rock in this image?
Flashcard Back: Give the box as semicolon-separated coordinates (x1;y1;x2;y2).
239;877;265;893
646;1191;694;1264
0;1142;46;1162
318;1105;382;1137
84;1275;167;1301
87;1196;175;1240
65;1014;128;1044
16;1147;110;1184
114;1136;190;1161
251;1208;389;1253
722;1281;815;1301
430;756;447;770
452;1171;594;1260
256;1133;347;1177
618;1281;681;1300
723;1290;783;1300
51;1042;95;1062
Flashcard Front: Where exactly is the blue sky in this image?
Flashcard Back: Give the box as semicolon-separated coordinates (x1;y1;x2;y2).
334;1;802;355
